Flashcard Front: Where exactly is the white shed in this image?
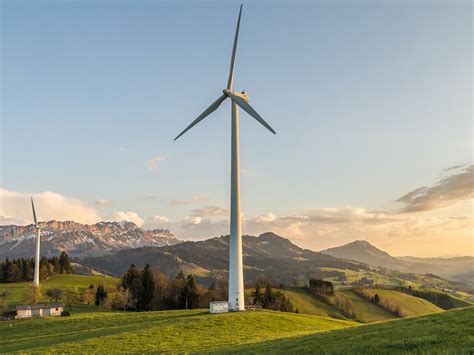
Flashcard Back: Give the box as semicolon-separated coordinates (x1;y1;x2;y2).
209;301;229;313
16;303;64;319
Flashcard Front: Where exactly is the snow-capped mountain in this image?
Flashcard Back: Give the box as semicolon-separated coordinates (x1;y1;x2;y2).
0;220;180;258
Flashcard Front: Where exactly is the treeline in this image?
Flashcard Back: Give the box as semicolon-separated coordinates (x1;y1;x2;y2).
251;277;295;312
0;252;72;283
107;265;296;313
352;287;405;317
106;264;228;311
398;286;455;310
309;278;334;295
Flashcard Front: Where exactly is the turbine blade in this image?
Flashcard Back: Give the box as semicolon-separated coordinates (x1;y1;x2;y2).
31;197;38;227
227;4;243;90
174;94;227;141
227;92;276;134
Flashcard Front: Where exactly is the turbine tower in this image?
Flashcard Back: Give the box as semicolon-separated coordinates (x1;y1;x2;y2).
31;198;41;287
174;4;275;311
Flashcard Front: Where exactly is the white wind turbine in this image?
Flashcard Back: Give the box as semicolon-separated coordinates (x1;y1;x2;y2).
30;197;48;287
174;4;275;311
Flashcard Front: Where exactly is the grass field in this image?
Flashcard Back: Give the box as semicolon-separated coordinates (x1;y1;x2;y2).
361;288;443;317
280;288;349;320
223;307;474;354
327;290;396;323
0;309;356;353
0;306;471;353
0;275;120;309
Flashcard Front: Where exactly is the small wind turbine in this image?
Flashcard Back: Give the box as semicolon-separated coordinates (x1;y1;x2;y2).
31;197;48;287
174;4;275;311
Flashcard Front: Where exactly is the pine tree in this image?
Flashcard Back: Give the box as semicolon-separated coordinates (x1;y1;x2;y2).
122;264;141;309
183;275;200;309
95;284;108;308
138;264;155;311
59;252;72;274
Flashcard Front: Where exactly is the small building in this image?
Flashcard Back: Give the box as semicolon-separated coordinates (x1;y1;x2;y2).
16;303;64;319
209;301;228;313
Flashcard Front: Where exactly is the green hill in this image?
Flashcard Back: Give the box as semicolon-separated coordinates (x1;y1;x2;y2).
360;288;443;317
0;306;471;353
0;275;120;308
280;288;349;320
223;307;474;354
327;290;396;323
0;309;356;353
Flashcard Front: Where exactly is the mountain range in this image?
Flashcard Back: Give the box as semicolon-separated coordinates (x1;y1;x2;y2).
1;221;472;290
321;240;474;286
79;232;367;285
0;220;179;259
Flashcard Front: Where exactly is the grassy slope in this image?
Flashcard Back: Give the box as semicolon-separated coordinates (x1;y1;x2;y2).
280;288;349;320
0;275;119;307
327;290;396;323
222;307;474;354
0;310;356;353
362;288;442;317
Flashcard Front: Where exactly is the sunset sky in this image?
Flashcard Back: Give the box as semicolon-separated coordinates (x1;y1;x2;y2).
1;1;472;257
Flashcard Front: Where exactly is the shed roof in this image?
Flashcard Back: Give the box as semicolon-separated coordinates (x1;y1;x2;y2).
16;303;64;311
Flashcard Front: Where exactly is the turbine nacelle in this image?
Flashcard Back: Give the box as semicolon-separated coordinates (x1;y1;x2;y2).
223;89;249;102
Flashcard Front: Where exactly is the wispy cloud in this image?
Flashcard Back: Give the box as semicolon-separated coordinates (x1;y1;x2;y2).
94;199;111;206
168;196;209;207
147;156;167;171
189;206;229;218
396;164;473;212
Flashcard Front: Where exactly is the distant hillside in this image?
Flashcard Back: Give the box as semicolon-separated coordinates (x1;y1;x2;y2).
321;240;474;285
1;274;120;310
0;309;357;353
232;307;474;354
80;232;367;284
0;221;180;258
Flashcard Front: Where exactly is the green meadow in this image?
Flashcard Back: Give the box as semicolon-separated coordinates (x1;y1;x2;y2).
0;274;119;309
0;307;472;353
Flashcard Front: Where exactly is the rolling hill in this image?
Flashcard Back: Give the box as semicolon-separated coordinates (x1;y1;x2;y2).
79;232;367;285
226;307;474;354
0;306;471;353
356;288;443;317
320;240;474;286
0;309;357;353
0;274;120;309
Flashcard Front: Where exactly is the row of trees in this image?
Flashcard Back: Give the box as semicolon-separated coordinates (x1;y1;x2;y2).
252;278;295;312
352;287;405;317
115;264;228;312
309;278;334;295
0;252;72;283
398;286;455;310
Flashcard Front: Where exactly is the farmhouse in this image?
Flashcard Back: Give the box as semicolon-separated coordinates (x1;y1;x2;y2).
16;303;64;319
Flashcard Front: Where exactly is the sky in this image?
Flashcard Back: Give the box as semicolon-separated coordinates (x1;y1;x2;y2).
0;0;472;257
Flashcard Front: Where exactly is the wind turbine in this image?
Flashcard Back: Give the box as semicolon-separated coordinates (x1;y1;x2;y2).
174;4;275;311
31;197;48;287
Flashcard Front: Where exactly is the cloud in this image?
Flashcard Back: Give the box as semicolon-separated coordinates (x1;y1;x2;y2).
168;196;209;207
110;211;144;227
147;156;166;171
94;199;111;206
0;188;101;225
189;206;229;218
396;165;473;212
150;215;169;223
254;213;277;223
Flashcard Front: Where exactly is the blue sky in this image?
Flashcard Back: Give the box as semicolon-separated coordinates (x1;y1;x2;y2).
1;1;472;256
